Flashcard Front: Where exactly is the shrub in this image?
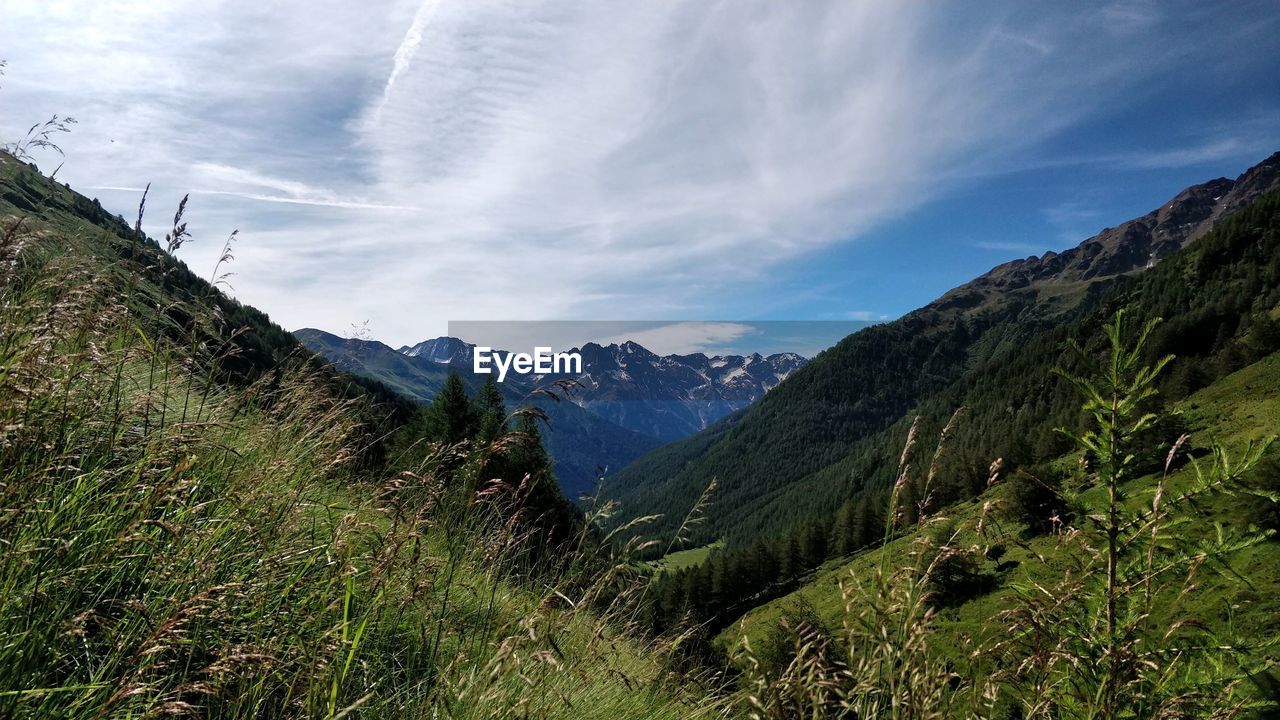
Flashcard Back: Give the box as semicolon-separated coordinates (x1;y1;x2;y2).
1004;466;1071;536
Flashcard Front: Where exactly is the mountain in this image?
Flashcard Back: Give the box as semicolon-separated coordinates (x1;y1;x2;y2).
933;154;1280;315
388;336;806;442
724;346;1280;672
294;328;663;499
399;336;476;364
561;341;804;442
604;151;1280;549
296;329;459;400
8;140;1278;718
299;329;806;495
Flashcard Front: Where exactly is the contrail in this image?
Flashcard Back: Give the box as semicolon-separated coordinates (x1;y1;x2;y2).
371;0;445;126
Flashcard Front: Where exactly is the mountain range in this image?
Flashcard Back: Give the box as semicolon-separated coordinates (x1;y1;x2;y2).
294;330;806;496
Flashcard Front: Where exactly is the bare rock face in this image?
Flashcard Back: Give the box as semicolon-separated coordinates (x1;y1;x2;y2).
932;152;1280;314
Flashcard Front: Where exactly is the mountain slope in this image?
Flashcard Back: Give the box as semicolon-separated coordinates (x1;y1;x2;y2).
561;341;803;441
605;151;1280;547
724;347;1280;669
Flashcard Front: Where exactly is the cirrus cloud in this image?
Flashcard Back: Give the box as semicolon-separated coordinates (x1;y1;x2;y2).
1;1;1276;345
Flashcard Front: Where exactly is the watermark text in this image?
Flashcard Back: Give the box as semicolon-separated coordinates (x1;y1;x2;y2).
474;346;582;382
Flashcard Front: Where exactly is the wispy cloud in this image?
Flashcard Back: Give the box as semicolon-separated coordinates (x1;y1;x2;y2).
1;1;1274;346
596;322;760;356
191;163;417;210
369;0;445;128
1100;0;1162;34
1118;138;1256;170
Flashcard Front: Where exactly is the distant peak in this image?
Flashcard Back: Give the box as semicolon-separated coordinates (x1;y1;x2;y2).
400;336;476;362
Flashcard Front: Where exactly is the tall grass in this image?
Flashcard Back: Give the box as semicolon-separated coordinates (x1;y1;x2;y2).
6;141;1276;718
730;415;997;719
729;311;1277;719
0;182;725;719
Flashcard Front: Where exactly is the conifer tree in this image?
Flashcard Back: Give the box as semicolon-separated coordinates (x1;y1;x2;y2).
471;375;507;444
854;494;881;549
831;501;856;556
750;538;777;587
1000;310;1275;717
428;371;475;445
511;413;550;475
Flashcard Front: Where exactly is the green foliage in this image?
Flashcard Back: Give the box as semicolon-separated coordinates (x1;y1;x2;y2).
734;535;988;720
924;521;996;609
995;310;1277;717
609;188;1280;558
429;370;477;445
473;374;508;443
727;312;1280;718
293;327;662;499
1004;465;1071;536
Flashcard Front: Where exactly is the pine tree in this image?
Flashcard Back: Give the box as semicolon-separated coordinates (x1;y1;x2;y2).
471;375;507;444
780;527;804;579
750;538;778;588
801;519;829;569
854;494;881;550
1002;310;1275;716
507;413;579;552
831;501;856;556
511;413;550;477
428;371;475;445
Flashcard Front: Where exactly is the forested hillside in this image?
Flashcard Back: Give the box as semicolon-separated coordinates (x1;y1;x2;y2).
9;1;1279;716
728;345;1280;661
606;152;1280;553
620;157;1280;677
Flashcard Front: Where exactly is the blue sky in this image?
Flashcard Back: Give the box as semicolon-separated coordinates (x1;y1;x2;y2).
1;1;1277;351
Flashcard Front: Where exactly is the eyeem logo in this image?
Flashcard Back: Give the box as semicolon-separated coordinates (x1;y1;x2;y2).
473;347;582;382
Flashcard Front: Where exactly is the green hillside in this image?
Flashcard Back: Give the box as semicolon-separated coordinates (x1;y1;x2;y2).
0;152;722;719
7;142;1280;718
724;348;1280;657
606;154;1280;555
623;158;1280;716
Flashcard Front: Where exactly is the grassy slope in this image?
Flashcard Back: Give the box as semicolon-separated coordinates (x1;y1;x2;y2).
653;542;724;572
722;350;1280;659
0;153;721;719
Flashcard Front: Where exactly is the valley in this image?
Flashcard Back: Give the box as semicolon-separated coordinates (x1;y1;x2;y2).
4;138;1279;719
4;5;1279;716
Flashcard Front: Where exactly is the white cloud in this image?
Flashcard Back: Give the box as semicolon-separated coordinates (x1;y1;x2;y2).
594;322;760;356
1119;138;1255;170
1;1;1266;345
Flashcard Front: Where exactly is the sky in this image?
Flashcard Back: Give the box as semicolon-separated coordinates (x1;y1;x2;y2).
1;1;1278;353
441;321;873;358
